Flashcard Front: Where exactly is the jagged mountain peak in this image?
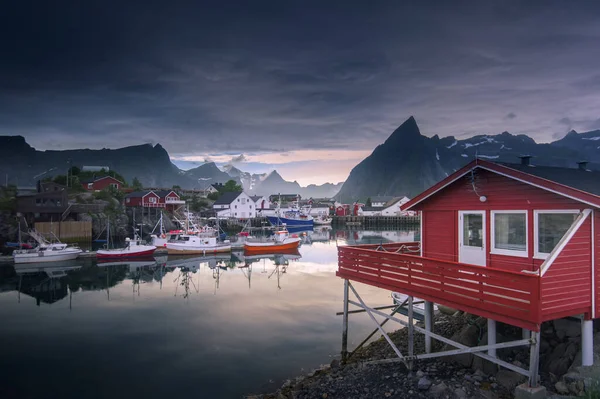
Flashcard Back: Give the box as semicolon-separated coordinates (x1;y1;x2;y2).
336;121;600;201
384;116;421;145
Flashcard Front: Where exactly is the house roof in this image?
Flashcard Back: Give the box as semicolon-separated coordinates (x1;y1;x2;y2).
154;190;178;198
495;162;600;197
213;191;243;205
125;190;155;198
371;196;394;203
80;175;124;185
361;206;385;212
250;195;264;202
402;159;600;211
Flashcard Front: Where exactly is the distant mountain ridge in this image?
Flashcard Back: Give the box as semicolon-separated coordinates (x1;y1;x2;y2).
0;136;343;197
336;117;600;201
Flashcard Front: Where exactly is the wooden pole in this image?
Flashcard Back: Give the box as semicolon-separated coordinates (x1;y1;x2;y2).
488;319;497;358
408;296;414;371
342;279;349;363
424;300;434;354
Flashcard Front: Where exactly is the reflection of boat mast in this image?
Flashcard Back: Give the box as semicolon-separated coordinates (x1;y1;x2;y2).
239;263;252;289
174;266;199;299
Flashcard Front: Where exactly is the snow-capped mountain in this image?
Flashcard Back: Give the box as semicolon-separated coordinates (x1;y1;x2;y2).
336;117;600;201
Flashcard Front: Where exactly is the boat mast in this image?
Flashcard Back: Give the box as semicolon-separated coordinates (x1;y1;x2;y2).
106;218;110;249
17;217;22;249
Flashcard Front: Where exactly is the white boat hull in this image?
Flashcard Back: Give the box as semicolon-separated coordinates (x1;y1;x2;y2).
166;243;231;255
97;244;156;258
13;248;82;264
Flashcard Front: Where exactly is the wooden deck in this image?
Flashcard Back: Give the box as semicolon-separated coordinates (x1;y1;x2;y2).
337;242;593;332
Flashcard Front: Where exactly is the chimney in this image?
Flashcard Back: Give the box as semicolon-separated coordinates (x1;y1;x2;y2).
518;155;532;166
577;161;588;171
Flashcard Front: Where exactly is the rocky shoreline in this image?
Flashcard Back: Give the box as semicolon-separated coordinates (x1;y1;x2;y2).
246;312;600;399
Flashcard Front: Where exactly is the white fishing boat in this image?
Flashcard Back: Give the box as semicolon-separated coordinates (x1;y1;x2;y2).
13;230;82;264
97;237;156;259
166;228;231;255
97;220;156;259
313;214;332;225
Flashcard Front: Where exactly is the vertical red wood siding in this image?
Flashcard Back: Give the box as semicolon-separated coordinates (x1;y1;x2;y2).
593;209;600;317
91;177;122;191
541;217;592;320
415;170;586;272
422;210;456;261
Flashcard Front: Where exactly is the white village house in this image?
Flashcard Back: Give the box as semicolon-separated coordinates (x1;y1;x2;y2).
358;196;413;216
212;191;256;219
250;195;271;210
370;196;395;207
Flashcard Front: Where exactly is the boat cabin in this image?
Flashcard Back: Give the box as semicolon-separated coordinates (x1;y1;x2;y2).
337;158;600;391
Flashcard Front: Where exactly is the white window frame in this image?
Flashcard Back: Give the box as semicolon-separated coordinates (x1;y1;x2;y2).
490;210;528;258
533;209;580;260
148;197;157;204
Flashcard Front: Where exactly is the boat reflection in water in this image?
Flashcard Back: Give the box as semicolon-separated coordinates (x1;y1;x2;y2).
13;262;83;306
237;249;302;290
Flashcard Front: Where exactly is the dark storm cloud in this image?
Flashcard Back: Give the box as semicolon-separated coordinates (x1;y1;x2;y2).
2;1;600;156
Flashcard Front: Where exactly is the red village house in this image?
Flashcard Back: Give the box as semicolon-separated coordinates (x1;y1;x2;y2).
337;157;599;395
124;190;185;211
81;176;123;191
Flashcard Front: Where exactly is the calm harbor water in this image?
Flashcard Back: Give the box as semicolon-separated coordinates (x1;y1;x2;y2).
0;227;417;399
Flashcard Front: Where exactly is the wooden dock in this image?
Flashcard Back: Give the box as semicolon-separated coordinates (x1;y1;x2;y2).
333;215;420;227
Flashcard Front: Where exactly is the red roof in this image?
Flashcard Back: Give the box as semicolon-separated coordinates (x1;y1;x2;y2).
402;159;600;211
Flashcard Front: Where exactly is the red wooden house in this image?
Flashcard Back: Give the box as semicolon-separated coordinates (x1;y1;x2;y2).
337;158;599;393
124;190;185;210
81;176;123;191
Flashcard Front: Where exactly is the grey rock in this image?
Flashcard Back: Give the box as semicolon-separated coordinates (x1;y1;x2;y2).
496;370;526;391
416;370;425;378
417;377;432;390
329;359;339;370
553;318;581;339
454;388;467;398
554;381;569;395
429;382;449;398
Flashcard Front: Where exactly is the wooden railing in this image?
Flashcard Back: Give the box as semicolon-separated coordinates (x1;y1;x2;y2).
338;246;542;331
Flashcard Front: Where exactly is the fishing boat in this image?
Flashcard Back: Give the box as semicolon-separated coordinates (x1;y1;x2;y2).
244;226;301;253
313;214;332;225
97;237;156;259
266;195;314;227
166;228;231;255
13;230;82;264
96;220;156;259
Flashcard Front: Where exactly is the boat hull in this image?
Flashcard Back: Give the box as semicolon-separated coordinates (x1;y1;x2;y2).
243;238;301;254
96;247;156;259
313;219;332;225
166;245;232;255
13;249;82;264
267;216;313;227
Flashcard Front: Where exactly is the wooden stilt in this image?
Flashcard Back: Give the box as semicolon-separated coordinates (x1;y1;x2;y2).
488;319;497;358
408;296;414;370
424;300;433;354
528;331;540;387
342;279;349;363
582;319;594;366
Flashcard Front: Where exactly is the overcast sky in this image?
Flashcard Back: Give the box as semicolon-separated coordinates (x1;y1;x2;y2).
2;1;600;185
